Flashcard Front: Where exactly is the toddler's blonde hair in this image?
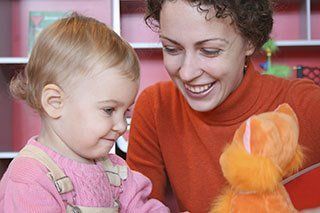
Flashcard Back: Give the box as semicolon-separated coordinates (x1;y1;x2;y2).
10;12;140;114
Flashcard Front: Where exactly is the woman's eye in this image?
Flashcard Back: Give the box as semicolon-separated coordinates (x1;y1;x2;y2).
162;46;181;55
103;107;115;116
200;48;222;57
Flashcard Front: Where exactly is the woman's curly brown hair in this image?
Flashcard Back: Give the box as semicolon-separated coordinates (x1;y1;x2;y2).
145;0;274;50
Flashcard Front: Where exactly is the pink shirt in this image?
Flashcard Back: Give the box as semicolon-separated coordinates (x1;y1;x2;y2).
0;137;169;212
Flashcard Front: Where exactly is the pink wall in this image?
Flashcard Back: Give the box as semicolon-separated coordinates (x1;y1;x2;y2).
121;2;159;43
0;1;12;56
137;50;169;93
311;0;320;39
0;71;12;151
121;12;160;43
272;2;306;40
12;101;41;151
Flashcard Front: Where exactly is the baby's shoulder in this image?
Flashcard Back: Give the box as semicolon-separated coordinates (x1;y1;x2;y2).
4;156;49;184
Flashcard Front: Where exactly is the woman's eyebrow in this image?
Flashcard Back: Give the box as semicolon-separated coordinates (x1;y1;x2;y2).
195;38;229;45
159;35;229;46
159;35;180;45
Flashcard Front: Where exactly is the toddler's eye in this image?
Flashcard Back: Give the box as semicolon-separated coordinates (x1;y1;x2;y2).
103;107;115;116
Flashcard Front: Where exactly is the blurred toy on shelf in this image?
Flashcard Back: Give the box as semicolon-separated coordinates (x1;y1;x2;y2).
295;65;320;86
29;11;67;54
260;39;292;78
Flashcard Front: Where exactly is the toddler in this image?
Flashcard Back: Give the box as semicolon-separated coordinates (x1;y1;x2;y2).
0;13;169;213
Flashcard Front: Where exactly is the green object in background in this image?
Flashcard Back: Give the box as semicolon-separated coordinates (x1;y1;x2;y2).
264;65;292;78
262;39;279;55
260;39;293;78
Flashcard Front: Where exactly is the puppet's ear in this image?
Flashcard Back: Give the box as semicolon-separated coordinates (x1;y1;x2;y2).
275;103;298;123
243;118;251;154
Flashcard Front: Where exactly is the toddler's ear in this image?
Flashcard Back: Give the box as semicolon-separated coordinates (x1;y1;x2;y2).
41;84;64;119
275;103;298;123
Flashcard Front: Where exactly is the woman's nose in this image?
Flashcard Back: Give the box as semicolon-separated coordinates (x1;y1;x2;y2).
179;52;203;81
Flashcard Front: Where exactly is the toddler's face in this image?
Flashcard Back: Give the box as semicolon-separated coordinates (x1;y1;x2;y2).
56;67;139;162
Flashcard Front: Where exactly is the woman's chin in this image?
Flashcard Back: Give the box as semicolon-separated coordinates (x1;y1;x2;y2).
187;99;219;112
183;89;221;112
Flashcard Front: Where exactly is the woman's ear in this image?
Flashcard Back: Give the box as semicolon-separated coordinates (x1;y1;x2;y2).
41;84;64;119
245;41;255;56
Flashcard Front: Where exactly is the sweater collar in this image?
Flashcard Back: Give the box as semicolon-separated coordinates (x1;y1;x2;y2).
186;61;262;125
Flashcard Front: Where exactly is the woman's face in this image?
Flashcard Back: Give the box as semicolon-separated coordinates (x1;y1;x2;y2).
159;0;255;112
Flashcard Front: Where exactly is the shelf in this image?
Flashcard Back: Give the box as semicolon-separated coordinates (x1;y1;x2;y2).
0;152;18;159
0;57;28;64
276;40;320;46
0;44;162;64
130;42;162;49
1;40;319;65
131;41;320;48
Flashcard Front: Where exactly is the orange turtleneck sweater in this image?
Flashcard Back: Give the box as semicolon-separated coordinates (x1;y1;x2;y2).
126;63;320;213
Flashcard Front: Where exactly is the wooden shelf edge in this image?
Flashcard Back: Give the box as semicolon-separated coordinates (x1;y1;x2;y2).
0;57;28;64
276;40;320;46
0;152;18;159
0;40;319;63
0;40;319;64
130;42;162;49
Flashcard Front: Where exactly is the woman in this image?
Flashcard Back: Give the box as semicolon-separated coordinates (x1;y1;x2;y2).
126;0;320;212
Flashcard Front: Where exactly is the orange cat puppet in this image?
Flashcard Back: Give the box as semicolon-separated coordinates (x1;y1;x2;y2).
210;103;303;213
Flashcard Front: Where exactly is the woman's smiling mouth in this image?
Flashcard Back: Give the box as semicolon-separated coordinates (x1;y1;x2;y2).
184;82;216;98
